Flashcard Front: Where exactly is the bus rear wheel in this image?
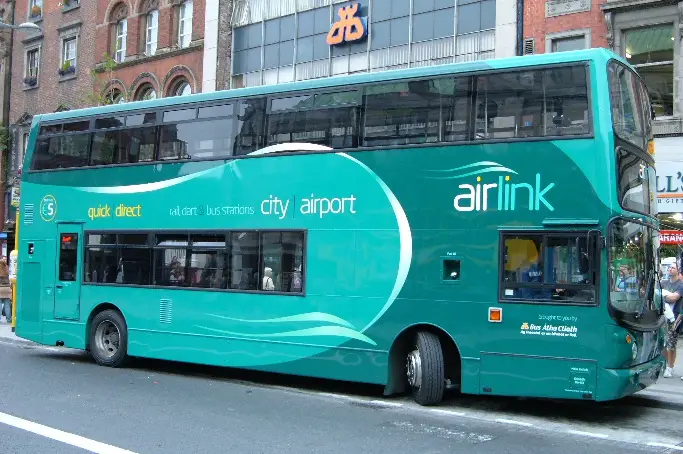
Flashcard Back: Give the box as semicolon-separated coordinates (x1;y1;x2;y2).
406;331;445;406
89;309;129;368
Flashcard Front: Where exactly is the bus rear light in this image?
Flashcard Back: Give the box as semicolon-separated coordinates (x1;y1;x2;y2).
488;307;502;323
625;334;633;344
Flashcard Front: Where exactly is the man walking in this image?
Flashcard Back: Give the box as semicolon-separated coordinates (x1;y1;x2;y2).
663;264;683;378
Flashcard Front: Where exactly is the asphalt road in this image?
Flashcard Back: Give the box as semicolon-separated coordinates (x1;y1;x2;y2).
0;340;679;454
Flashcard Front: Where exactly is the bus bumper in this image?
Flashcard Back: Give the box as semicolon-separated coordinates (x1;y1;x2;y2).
597;354;666;401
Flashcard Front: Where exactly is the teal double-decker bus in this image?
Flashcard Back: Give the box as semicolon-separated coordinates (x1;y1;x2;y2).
15;48;665;406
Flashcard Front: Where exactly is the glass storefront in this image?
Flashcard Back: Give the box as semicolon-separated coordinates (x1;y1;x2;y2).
654;138;683;265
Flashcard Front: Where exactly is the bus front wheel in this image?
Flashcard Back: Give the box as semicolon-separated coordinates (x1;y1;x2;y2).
89;309;129;368
406;331;445;406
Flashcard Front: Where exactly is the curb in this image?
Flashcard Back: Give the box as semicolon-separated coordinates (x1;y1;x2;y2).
0;335;38;347
624;394;683;411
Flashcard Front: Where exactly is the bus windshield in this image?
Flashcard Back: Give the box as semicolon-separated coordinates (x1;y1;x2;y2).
608;61;652;151
609;219;660;324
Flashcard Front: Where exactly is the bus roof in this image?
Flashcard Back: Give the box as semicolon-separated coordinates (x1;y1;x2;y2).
33;48;624;126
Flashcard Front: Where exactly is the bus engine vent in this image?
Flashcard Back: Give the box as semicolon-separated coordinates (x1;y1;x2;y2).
23;204;34;225
159;299;173;324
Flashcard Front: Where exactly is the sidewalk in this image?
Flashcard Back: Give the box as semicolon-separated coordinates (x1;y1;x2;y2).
633;345;683;409
0;321;34;346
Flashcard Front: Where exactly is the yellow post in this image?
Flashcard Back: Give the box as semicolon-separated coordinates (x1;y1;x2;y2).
10;210;18;332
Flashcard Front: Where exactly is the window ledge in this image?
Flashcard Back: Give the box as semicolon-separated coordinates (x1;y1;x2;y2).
21;32;44;45
58;73;77;83
654;117;682;136
601;0;665;11
94;39;203;71
28;15;42;24
22;83;39;91
61;2;80;12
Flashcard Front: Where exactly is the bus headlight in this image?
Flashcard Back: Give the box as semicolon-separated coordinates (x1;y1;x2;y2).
632;341;638;361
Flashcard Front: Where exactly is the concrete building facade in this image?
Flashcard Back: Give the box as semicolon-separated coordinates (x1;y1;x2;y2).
220;0;519;89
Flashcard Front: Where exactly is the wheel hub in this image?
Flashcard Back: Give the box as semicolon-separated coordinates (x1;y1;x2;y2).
406;349;422;388
94;321;120;358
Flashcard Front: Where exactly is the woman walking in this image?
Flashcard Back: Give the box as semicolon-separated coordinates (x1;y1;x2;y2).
0;257;12;323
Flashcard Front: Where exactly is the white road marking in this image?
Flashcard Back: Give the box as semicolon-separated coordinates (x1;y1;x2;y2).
567;430;609;439
0;411;137;454
647;442;683;451
495;418;533;427
390;421;494;443
369;400;403;407
315;392;354;401
430;409;467;417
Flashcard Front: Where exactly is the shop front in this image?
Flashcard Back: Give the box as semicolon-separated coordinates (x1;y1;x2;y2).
655;136;683;262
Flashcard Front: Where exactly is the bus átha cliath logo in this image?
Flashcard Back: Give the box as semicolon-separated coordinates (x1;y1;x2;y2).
424;161;555;212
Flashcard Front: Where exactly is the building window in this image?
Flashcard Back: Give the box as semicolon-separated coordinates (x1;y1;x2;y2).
178;0;193;48
61;37;77;70
233;23;264;76
456;0;496;35
136;84;156;101
25;48;39;81
146;10;158;56
624;24;674;117
551;35;585;52
21;133;29;169
105;88;125;104
173;80;191;96
22;133;29;157
115;19;127;63
29;0;42;18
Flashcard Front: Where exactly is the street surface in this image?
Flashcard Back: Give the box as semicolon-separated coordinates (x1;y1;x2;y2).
0;324;682;453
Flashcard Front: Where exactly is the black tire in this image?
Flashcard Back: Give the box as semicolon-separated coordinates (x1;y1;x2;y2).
410;331;445;406
89;309;129;368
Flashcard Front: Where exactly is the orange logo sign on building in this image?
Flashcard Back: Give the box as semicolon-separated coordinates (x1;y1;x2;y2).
326;2;368;46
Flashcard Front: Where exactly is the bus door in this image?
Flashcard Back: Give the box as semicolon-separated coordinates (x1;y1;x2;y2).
53;223;82;320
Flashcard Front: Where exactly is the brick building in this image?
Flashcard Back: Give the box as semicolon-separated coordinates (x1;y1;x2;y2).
0;4;16;254
524;0;683;254
523;0;679;138
523;0;608;54
94;0;205;101
5;0;99;240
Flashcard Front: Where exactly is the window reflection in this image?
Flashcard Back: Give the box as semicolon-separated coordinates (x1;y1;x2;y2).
501;233;596;303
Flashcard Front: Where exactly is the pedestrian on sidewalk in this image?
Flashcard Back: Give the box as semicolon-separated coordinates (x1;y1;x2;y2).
662;264;683;378
0;257;11;324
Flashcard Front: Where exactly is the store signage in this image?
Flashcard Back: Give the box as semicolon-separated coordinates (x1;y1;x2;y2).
660;230;683;245
10;187;19;208
327;2;368;46
656;160;683;214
